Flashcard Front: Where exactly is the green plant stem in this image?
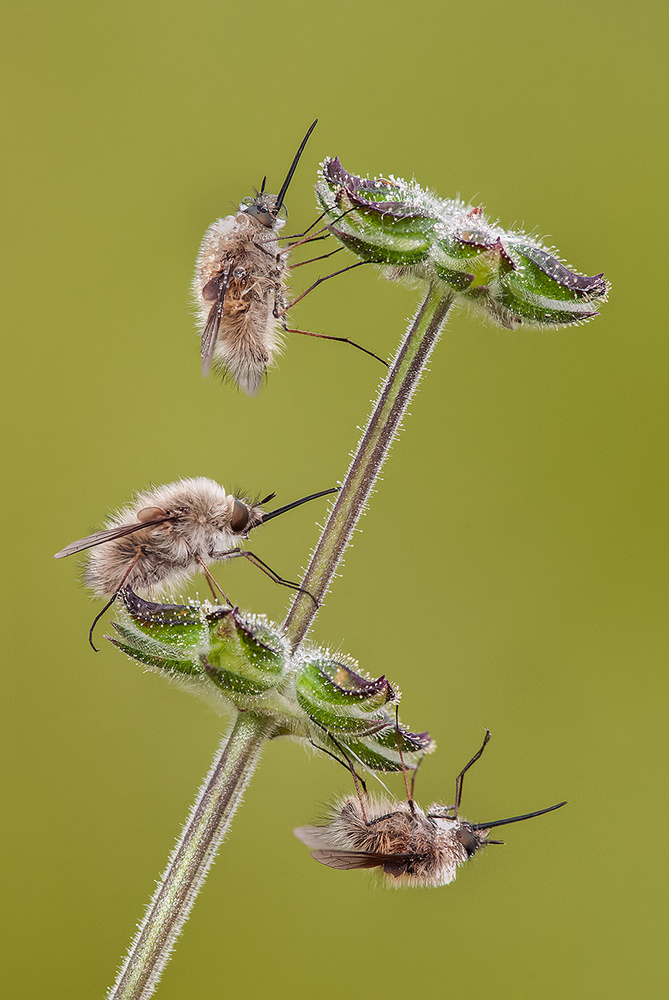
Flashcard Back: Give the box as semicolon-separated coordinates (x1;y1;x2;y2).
283;283;454;649
107;711;276;1000
105;282;453;1000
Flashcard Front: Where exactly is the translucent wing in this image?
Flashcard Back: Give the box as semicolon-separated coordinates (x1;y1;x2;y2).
53;515;176;559
294;828;419;873
293;826;340;850
201;270;231;376
309;849;417;872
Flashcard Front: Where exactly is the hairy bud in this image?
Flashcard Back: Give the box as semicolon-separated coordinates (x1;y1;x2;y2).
107;588;432;772
317;157;610;329
295;654;432;771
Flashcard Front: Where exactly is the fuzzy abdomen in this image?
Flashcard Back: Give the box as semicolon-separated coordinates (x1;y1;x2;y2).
85;524;196;597
211;277;285;396
339;799;438;858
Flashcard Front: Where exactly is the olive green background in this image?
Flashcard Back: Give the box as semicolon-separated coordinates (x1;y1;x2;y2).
3;1;667;997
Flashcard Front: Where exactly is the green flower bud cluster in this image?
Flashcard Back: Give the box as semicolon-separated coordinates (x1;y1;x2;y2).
317;158;610;329
109;588;433;773
295;654;431;771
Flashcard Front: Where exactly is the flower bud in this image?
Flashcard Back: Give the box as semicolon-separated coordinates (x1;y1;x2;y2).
295;653;434;772
317;157;609;328
108;589;433;773
108;588;288;713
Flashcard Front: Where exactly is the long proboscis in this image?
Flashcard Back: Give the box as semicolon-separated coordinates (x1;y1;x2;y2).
274;119;318;214
258;486;338;525
471;801;567;831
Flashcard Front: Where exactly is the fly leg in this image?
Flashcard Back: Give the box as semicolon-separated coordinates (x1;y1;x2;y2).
310;723;369;823
88;549;142;652
283;326;388;367
277;260;370;315
195;555;232;608
451;729;492;818
277;259;388;367
218;549;318;605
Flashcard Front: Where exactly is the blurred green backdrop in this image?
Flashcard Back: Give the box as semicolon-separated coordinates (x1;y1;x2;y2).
3;0;667;997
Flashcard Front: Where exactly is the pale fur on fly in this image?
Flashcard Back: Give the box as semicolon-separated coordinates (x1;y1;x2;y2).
56;478;266;597
193;209;288;396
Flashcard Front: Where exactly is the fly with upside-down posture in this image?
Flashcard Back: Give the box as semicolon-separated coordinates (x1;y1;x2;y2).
295;730;566;887
193;120;385;395
54;477;336;647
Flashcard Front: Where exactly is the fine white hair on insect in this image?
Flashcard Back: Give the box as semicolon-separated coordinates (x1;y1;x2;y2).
192;120;388;395
54;477;338;649
295;730;566;887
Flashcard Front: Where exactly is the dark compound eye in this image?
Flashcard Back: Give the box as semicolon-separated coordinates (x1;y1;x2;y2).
456;828;481;857
243;203;275;227
231;499;250;533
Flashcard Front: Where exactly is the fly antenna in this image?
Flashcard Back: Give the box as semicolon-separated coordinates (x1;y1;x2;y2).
275;120;318;215
471;801;567;831
258;486;337;525
259;175;267;194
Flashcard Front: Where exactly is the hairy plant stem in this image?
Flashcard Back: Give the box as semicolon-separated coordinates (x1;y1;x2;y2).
283;283;454;649
105;282;453;999
107;712;276;1000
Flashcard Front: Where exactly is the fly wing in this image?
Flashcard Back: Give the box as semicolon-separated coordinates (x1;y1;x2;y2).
53;515;176;559
309;849;416;872
201;270;231;376
295;826;420;874
293;826;340;850
201;299;224;376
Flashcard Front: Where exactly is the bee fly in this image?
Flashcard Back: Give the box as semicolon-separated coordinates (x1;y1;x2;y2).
295;730;566;887
54;477;337;648
193;119;386;395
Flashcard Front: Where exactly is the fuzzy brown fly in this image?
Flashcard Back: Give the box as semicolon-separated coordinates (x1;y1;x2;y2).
193;120;387;395
54;477;337;649
295;729;566;887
